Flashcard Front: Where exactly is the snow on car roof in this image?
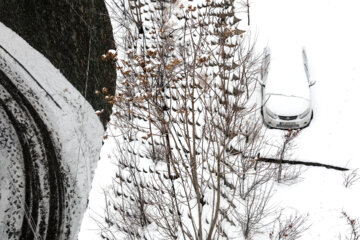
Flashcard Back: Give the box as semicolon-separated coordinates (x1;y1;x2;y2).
264;43;310;100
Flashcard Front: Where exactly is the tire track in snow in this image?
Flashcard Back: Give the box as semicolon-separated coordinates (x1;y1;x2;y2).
0;67;64;239
0;44;62;110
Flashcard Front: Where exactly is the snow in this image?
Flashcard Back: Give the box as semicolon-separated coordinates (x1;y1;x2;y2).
0;22;104;239
265;94;310;116
80;0;360;239
77;136;118;239
264;47;311;100
252;0;360;238
0;106;25;237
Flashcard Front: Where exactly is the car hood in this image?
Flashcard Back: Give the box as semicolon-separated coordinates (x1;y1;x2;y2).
264;94;310;116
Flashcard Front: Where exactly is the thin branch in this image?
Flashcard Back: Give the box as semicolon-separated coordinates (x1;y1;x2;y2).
256;158;349;171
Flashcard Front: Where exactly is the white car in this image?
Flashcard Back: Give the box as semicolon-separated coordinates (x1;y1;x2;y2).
260;46;315;129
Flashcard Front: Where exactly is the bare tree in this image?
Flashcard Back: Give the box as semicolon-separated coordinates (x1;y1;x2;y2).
235;182;274;239
339;212;360;240
98;1;302;239
275;129;303;183
269;213;310;240
343;168;360;188
240;0;251;26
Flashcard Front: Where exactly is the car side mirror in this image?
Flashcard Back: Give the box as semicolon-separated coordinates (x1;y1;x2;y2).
309;80;316;87
258;79;266;87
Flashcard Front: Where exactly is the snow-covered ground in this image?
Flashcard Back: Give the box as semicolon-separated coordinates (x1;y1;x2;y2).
252;0;360;239
79;0;360;239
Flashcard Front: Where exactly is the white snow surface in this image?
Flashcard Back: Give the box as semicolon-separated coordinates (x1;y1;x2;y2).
253;0;360;239
80;0;360;239
265;94;310;116
0;22;104;239
264;46;311;100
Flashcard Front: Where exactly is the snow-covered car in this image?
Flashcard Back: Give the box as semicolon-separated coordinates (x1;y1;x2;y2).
260;46;315;129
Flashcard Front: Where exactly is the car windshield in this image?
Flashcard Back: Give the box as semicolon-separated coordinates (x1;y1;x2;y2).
265;93;310;116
